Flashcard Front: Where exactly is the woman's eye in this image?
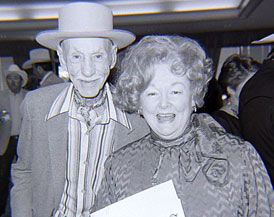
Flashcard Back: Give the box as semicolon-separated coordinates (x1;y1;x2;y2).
147;92;157;96
171;90;182;94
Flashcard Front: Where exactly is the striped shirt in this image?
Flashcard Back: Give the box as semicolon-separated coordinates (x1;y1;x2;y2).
46;83;132;217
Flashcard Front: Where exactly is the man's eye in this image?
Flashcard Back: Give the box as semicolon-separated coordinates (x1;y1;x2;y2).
94;54;103;60
72;55;81;60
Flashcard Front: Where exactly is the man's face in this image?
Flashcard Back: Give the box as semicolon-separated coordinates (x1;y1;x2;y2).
59;38;117;98
6;73;22;94
32;64;47;80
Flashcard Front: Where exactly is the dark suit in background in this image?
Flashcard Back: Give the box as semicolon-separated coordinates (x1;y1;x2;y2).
239;59;274;185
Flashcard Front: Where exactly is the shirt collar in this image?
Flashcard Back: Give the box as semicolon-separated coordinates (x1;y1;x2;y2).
45;83;73;121
7;88;23;96
45;82;132;130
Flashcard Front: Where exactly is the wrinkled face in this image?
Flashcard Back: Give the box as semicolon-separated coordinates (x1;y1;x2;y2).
140;63;194;140
6;73;22;94
59;38;116;98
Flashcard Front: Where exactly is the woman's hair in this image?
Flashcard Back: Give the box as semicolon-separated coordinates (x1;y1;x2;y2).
113;35;214;112
218;54;261;96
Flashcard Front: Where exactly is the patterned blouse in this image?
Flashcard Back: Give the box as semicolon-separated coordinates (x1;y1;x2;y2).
95;113;274;217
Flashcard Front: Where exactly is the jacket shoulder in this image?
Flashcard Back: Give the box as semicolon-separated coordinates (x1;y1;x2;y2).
23;82;69;115
113;112;150;151
25;83;68;102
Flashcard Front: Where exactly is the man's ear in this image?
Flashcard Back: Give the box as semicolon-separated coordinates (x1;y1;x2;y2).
57;44;67;71
227;86;236;96
110;45;118;69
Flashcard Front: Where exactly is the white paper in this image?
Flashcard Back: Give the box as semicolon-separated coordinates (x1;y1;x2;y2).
91;180;185;217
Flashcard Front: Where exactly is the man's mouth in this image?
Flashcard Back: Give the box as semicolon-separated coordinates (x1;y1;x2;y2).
156;113;175;123
80;78;99;84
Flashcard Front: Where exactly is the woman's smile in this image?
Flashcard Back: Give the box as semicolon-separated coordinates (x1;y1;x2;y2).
140;63;193;140
156;113;176;123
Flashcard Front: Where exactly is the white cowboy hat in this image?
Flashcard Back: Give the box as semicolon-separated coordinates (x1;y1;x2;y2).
252;33;274;44
22;48;51;69
36;2;136;50
6;64;28;87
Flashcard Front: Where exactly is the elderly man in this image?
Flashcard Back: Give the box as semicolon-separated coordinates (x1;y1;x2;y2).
0;64;28;216
11;2;149;217
23;48;64;88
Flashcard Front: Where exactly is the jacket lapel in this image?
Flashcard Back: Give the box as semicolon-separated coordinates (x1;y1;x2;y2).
47;112;68;206
113;112;150;151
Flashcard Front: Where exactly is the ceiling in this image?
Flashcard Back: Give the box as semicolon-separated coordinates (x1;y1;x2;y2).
0;0;273;65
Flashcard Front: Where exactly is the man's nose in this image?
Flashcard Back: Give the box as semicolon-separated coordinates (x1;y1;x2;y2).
81;59;95;77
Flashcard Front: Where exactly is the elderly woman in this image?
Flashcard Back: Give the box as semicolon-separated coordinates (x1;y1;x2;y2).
211;54;261;137
95;35;274;216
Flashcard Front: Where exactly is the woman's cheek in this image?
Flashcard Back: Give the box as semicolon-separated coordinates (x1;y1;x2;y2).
171;97;189;112
142;99;158;114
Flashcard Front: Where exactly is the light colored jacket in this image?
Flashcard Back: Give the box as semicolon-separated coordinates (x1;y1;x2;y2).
0;88;28;155
11;83;149;217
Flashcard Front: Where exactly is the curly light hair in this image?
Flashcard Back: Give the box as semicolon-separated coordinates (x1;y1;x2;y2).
113;35;214;113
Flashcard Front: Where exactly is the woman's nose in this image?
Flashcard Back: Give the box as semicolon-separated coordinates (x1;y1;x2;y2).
159;94;170;109
81;59;95;77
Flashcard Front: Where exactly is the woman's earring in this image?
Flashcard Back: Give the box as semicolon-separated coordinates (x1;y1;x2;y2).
137;108;143;116
192;105;197;113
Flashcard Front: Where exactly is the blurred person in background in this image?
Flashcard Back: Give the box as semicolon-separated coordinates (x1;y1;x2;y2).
211;54;261;137
22;48;64;88
95;35;274;216
197;77;223;114
0;64;28;216
239;45;274;186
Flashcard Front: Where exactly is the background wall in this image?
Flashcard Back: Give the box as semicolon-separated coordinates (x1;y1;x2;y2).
0;57;14;91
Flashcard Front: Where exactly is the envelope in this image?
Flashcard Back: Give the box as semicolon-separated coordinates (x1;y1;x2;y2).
91;180;185;217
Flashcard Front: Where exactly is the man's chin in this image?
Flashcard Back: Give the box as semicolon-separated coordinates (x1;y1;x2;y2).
79;91;98;98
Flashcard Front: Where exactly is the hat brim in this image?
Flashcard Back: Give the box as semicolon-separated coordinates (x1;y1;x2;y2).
252;33;274;44
23;59;51;69
6;70;28;87
36;29;136;50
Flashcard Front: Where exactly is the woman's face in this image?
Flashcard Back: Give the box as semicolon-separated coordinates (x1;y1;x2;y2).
140;63;194;140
